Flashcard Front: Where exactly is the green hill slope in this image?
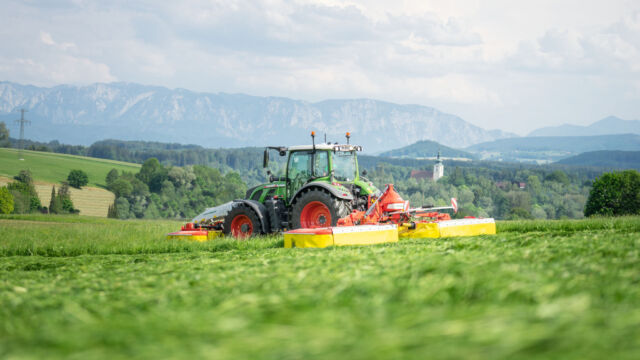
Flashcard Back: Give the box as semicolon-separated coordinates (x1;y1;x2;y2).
556;150;640;170
0;148;140;187
380;139;474;159
0;148;141;217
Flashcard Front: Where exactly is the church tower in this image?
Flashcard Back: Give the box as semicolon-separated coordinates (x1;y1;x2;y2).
433;150;444;181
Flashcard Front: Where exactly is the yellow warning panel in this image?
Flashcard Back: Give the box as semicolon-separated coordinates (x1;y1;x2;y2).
167;230;222;242
284;233;334;248
284;225;398;248
207;231;223;240
398;219;496;239
332;225;398;246
398;222;440;239
438;219;496;237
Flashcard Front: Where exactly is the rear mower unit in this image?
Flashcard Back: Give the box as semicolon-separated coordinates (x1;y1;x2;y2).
167;132;496;246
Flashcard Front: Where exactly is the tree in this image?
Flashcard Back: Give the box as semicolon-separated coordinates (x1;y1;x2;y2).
57;183;78;214
143;202;161;219
0;121;9;147
546;170;570;185
115;197;130;219
7;170;41;213
49;185;62;214
14;170;34;184
136;158;168;192
585;170;640;217
0;187;13;214
107;200;118;218
67;169;89;189
106;169;119;186
108;179;133;198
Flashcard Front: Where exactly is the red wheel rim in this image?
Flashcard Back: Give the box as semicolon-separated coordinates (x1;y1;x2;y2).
300;201;332;228
230;215;253;238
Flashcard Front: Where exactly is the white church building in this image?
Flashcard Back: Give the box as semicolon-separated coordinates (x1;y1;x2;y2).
433;151;444;181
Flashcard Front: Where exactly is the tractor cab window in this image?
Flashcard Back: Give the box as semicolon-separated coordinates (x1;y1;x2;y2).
333;151;357;181
288;151;312;180
314;151;329;177
287;151;312;199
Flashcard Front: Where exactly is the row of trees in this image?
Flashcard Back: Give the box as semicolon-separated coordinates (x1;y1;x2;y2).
2;127;637;219
0;170;77;215
362;163;592;220
105;158;246;219
585;170;640;216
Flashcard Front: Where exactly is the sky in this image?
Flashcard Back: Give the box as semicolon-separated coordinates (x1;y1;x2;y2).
1;0;639;135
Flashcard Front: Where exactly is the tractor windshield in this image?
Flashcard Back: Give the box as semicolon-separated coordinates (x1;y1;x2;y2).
333;151;357;181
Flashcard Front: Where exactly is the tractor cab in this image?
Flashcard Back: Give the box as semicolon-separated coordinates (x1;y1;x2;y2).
220;132;380;237
261;132;377;205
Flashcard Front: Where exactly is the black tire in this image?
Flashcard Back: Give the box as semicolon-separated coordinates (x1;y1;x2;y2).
223;204;262;238
291;188;351;229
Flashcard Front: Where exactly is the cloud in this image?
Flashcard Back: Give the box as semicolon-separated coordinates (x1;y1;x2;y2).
0;0;639;135
40;31;77;51
507;12;640;75
40;31;55;45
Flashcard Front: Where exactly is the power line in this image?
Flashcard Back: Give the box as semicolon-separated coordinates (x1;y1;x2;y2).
14;108;30;160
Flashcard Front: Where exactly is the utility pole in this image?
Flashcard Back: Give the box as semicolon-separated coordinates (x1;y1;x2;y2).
15;108;30;160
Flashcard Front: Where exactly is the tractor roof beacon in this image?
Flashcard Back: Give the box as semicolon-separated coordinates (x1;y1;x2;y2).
198;132;380;238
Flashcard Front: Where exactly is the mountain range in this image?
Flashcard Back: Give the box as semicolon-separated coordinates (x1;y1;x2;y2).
528;116;640;137
0;81;515;154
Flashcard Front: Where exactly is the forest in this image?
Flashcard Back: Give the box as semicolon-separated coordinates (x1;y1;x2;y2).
2;135;615;220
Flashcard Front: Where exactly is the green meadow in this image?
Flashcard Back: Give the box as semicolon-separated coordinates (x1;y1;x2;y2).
1;215;639;359
0;148;140;187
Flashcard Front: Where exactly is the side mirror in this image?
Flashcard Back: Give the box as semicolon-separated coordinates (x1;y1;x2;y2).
263;149;269;168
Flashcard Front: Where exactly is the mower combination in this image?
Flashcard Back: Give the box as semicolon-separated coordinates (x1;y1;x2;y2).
167;132;496;246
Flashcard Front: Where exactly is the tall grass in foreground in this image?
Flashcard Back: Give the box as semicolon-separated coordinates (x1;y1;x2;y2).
1;215;639;257
0;216;282;256
1;215;640;359
497;215;640;233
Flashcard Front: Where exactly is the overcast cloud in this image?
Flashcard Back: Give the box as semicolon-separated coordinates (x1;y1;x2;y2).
1;0;639;134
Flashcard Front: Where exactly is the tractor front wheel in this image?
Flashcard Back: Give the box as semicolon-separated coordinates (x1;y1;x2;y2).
223;205;262;238
291;189;350;229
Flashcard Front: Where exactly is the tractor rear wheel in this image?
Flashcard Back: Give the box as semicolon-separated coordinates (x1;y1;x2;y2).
223;205;262;238
291;189;350;229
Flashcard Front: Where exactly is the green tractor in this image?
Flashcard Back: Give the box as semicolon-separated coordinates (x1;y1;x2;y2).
198;132;380;237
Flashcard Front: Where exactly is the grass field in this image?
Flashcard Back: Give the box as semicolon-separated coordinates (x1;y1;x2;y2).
0;148;140;187
1;215;639;359
0;148;139;216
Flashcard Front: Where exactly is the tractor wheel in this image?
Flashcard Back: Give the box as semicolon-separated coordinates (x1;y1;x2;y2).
223;205;262;239
291;188;351;229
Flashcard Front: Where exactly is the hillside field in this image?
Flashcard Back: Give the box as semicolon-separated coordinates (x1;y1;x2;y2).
0;148;141;216
0;148;140;187
1;215;639;359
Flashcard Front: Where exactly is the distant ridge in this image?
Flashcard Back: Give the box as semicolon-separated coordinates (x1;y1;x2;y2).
379;139;474;159
528;116;640;137
466;134;640;163
556;150;640;170
467;134;640;153
0;81;516;154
